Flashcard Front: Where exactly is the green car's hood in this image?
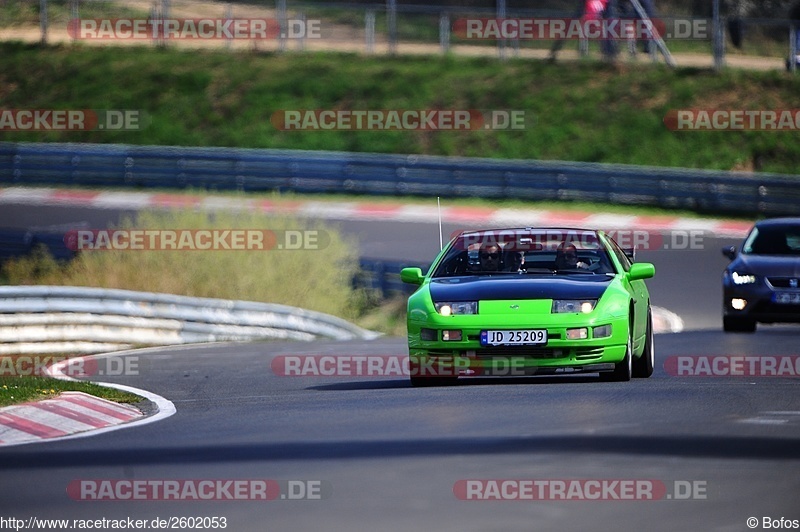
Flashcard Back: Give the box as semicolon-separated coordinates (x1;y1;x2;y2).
429;275;612;301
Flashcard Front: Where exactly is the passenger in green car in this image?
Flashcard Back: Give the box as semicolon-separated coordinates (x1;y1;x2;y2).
555;242;589;270
503;250;526;273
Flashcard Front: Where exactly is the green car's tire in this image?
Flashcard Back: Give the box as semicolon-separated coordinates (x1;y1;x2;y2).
409;358;457;387
600;320;633;382
410;376;457;387
633;309;654;378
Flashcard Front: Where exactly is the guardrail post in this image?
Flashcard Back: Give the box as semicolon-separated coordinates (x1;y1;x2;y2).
496;0;506;60
790;23;798;73
712;0;724;71
376;261;387;298
69;0;78;43
366;9;376;54
161;0;170;22
150;2;163;48
277;0;287;52
224;4;233;50
579;36;588;57
439;12;449;54
386;0;397;55
296;11;306;51
39;0;48;44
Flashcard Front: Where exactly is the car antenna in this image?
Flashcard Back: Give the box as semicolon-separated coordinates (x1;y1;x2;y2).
437;196;443;250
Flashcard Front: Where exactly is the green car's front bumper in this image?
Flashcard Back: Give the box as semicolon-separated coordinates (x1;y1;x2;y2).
407;300;629;377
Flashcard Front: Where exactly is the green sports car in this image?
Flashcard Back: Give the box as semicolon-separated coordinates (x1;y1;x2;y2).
400;228;656;386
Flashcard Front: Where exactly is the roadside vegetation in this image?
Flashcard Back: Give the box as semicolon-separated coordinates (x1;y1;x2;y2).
1;42;799;173
2;209;365;320
0;208;380;406
0;375;141;407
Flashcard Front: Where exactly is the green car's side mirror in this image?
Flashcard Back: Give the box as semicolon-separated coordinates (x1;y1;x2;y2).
400;267;424;285
628;262;655;281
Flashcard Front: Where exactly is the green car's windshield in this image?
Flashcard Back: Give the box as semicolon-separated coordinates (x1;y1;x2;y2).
432;229;616;277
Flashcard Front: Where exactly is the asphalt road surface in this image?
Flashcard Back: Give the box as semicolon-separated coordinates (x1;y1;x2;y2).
0;333;799;531
1;200;799;531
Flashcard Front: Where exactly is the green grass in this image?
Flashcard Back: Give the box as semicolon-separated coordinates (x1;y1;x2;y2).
1;42;800;174
0;375;142;407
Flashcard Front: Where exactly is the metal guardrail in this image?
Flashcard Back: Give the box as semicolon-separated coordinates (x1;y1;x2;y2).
0;285;380;355
356;258;428;298
1;142;799;216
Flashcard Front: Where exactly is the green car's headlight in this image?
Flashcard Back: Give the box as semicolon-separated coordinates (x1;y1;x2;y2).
551;300;596;314
434;301;478;316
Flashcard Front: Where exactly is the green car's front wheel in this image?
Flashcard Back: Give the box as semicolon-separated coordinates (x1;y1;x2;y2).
600;319;633;382
409;357;458;387
633;309;654;378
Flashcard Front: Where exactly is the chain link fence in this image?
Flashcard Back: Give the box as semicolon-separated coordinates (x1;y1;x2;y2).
1;0;798;70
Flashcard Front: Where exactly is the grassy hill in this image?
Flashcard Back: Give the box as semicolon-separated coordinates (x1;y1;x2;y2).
1;41;799;174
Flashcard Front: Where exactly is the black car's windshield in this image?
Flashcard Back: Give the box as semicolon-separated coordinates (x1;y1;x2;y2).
432;229;616;277
742;225;800;255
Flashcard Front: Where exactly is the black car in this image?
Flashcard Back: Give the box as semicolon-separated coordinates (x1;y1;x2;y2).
722;218;800;332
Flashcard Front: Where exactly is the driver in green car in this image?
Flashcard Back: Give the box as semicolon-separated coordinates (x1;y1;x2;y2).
555;241;589;270
479;242;502;272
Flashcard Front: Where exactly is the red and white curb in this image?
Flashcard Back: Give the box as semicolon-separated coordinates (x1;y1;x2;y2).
0;391;141;446
0;187;753;238
0;351;176;447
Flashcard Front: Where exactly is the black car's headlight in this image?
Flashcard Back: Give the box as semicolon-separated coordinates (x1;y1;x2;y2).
551;300;596;314
729;271;757;285
434;301;478;316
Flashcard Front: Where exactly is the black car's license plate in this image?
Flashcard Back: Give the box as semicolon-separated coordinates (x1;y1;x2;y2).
773;292;800;304
480;329;547;346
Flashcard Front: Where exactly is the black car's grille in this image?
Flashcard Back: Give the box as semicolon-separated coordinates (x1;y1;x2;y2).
767;277;800;288
751;301;800;315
